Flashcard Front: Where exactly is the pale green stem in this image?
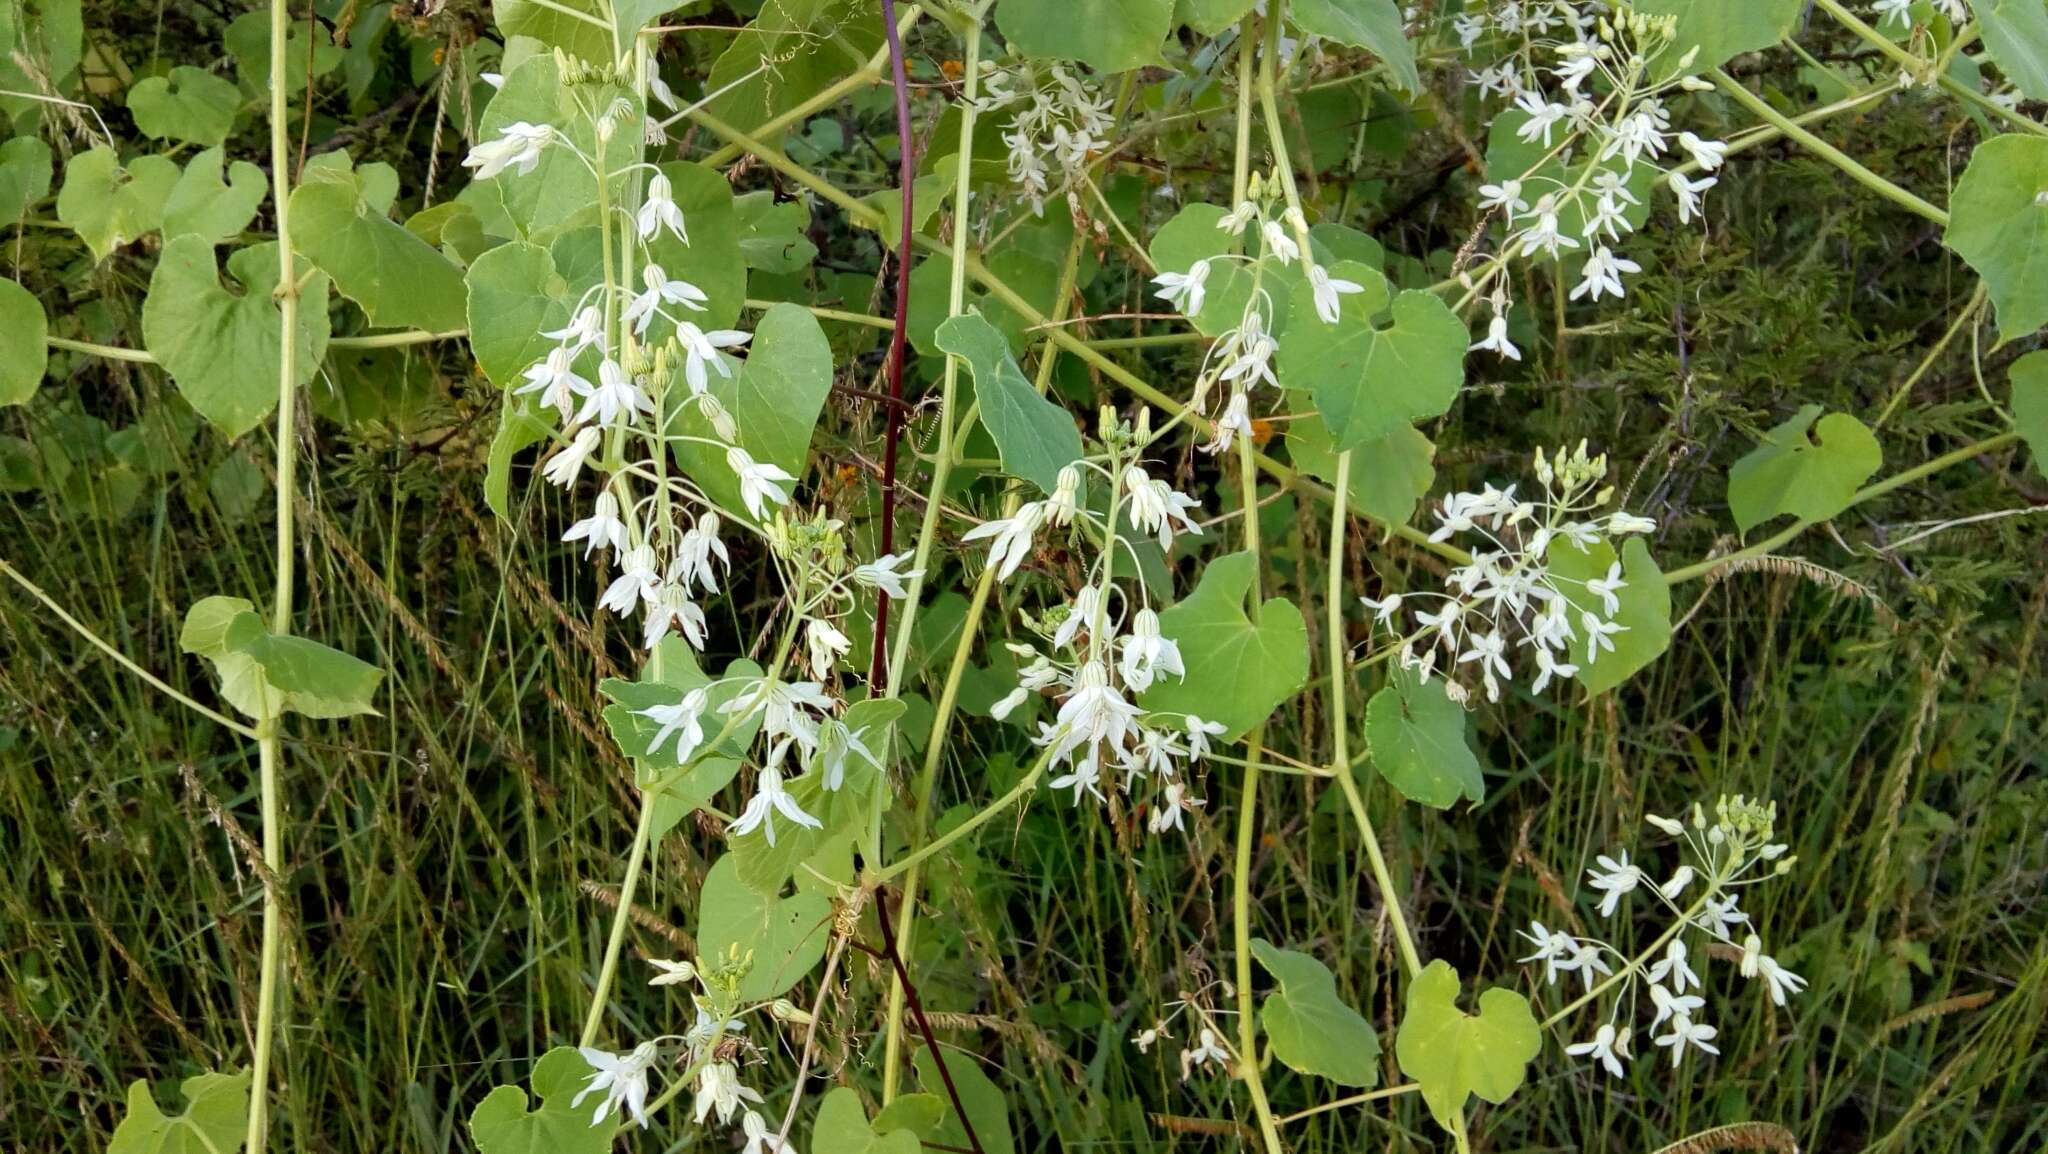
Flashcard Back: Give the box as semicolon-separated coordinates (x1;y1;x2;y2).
1712;68;1948;226
580;797;659;1047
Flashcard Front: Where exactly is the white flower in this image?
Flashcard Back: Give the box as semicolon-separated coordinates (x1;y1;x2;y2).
647;957;696;986
622;263;709;334
740;1111;789;1154
672;512;731;594
544;305;605;351
1754;952;1806;1006
573;1042;656;1128
1184;714;1225;761
542;426;603;487
1694;893;1750;941
1519;197;1580;258
805;618;851;679
1517;921;1579;986
1219;312;1278;389
563;490;628;557
1648;982;1704;1030
1668;170;1717;226
1581;612;1628;662
1585;560;1626;615
637;171;689;243
1678;131;1728;171
1645;813;1687;837
1477;178;1529;221
853;552;921;598
1119;607;1184;692
1152;259;1211;317
1260;219;1301;266
601;546;661;614
516;346;591;421
1309;265;1364;324
1554;52;1599;92
464;121;552;179
642;583;709;650
816;719;882;791
727;763;823;845
1658;864;1696;900
692;1061;762;1127
1048;465;1084;525
1648;940;1701;993
1148;780;1205;834
990;686;1030;721
963;501;1047;581
1123;466;1203;550
677;322;751;394
722;678;835;751
1873;0;1912;26
1586;850;1644;917
1048;749;1105;804
1513;91;1569;145
1047;661;1141;767
1217;200;1257;234
1052;585;1101;651
1570;246;1640;302
1568;941;1613;991
575;359;653;427
726;446;796;519
1654;1014;1719;1068
1179;1027;1231;1081
1582;192;1629;242
1529;646;1577;695
1361;592;1404;628
1566;1022;1627;1078
1470;313;1521;360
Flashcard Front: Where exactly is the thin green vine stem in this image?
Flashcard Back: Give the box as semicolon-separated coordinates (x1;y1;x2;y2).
874;748;1054;883
1811;0;1928;75
1711;68;1948;226
878;3;985;1104
1873;283;1988;428
1662;430;2021;585
248;2;298;1150
697;4;924;168
579;797;658;1047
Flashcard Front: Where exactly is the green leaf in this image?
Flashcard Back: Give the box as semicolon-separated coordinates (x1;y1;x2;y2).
1289;0;1418;93
127;66;240;147
1140;551;1311;741
1947;133;2048;340
1285;407;1434;528
108;1068;249;1154
1633;0;1802;74
302;151;400;216
465;240;577;389
734;190;818;273
672;302;833;522
1175;0;1258;37
936;311;1082;494
914;1048;1016;1154
56;147;179;262
1394;959;1540;1130
1251;939;1381;1086
477;55;636;242
996;0;1173;72
696;855;832;1001
0;277;47;406
0;136;54;222
290;179;468;332
1148;202;1301;338
702;0;883;137
468;1047;611;1154
224;13;341;92
2012;349;2048;476
142;237;331;438
812;1086;922;1154
1548;536;1672;696
493;0;614;62
162;147;267;244
1725;404;1881;532
179;595;384;720
484;395;556;522
1280;261;1467;451
1365;667;1482;809
1981;0;2048;102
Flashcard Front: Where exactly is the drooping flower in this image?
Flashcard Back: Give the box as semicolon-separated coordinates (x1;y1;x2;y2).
573;1042;656;1128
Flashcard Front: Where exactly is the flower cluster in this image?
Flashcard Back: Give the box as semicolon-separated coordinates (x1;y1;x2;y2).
974;59;1115;214
1455;6;1732;345
1150;172;1362;453
1521;795;1805;1076
1131;983;1242;1082
968;412;1223;834
574;952;805;1151
1361;442;1655;703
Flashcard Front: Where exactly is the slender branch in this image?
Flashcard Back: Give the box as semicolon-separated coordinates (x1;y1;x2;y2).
1711;68;1948;226
48;329;465;364
869;0;919;688
874;888;988;1154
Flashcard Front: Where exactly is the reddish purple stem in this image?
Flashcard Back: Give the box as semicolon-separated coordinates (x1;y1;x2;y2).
869;0;917;689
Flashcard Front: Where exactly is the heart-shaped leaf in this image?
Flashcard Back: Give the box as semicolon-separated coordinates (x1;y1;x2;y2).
996;0;1173;73
671;302;833;522
1548;536;1672;695
468;1048;611;1154
162;147;266;244
696;855;832;1001
1632;0;1802;74
0;276;47;406
1140;551;1311;741
0;136;54;222
180;595;384;720
1251;938;1382;1086
1366;667;1483;809
2012;349;2048;476
1976;0;2048;102
701;0;882;137
1726;404;1881;532
109;1068;249;1154
127;66;240;147
57;148;180;262
291;172;468;332
465;240;580;390
1281;260;1467;451
1395;959;1541;1130
811;1086;922;1154
143;237;332;438
735;189;819;273
913;1048;1016;1154
938;311;1083;494
1285;399;1435;528
1947;134;2048;340
1289;0;1417;91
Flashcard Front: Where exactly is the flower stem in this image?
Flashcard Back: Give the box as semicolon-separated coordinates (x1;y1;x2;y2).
580;797;659;1047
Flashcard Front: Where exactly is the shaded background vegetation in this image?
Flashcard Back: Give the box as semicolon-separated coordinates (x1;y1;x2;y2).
2;1;2045;1151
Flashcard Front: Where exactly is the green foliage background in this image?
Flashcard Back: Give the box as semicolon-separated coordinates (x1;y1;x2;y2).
2;1;2046;1152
